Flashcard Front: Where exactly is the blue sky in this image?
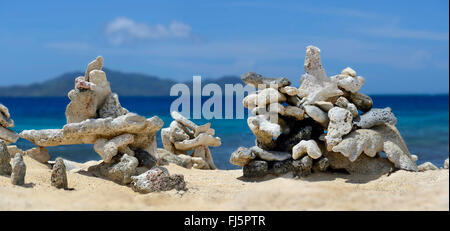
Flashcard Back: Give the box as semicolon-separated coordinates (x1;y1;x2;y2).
0;0;448;94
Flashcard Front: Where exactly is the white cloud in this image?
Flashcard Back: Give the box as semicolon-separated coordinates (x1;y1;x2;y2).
105;17;193;45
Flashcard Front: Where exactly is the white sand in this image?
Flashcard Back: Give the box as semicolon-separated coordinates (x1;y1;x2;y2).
0;156;448;211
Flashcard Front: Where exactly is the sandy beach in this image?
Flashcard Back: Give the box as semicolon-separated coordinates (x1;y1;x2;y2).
0;155;448;211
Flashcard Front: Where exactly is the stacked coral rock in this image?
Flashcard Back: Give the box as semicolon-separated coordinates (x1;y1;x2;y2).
18;57;186;193
230;46;419;178
160;111;221;170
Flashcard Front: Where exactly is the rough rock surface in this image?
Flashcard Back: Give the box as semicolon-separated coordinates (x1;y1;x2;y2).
354;107;397;129
131;166;187;193
231;45;421;178
94;134;135;163
20;113;163;161
346;92;373;112
243;160;269;178
371;124;418;171
330;74;365;93
161;112;220;170
51;158;68;189
230;147;256;167
158;148;209;170
332;129;383;161
248;115;280;146
325;107;353;150
99;154;138;185
0;140;12;176
241;72;291;89
0;126;19;144
324;149;394;175
11;153;26;185
250;146;291;161
19;57;164;169
292;140;322;160
98;93;128;119
0;103;14;128
445;158;449;169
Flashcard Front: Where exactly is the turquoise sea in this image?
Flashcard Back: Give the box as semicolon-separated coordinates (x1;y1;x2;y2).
1;95;448;170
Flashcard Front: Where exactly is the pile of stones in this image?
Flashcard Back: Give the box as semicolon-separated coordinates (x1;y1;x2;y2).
160;111;221;170
230;45;420;178
17;57;186;193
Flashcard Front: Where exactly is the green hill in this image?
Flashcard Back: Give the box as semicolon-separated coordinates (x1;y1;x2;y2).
0;68;242;97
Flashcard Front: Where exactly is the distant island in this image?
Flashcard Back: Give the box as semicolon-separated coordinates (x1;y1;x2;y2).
0;68;242;97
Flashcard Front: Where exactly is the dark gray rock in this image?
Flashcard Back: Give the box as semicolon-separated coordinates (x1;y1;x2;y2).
316;157;330;172
51;157;68;189
275;125;312;152
241;72;291;89
354;107;397;128
243;160;269;178
271;160;294;175
11;153;26;185
134;149;157;169
0;140;12;176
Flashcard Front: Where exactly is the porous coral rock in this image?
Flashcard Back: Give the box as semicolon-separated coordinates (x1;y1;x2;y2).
20;113;163;161
325;107;353;150
444;158;448;169
130;166;187;193
247;115;281;146
371;124;418;171
292;140;322;160
51;157;68;189
354;107;397;129
298;46;343;104
332;129;383;161
241;72;291;89
94;134;135;163
330;74;365;93
161;111;220;170
229;147;256;167
11;153;26;185
98;93;128;119
99;154;138;185
0;126;19;143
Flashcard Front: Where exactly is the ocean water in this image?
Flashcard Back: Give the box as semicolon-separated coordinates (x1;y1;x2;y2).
1;95;448;170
